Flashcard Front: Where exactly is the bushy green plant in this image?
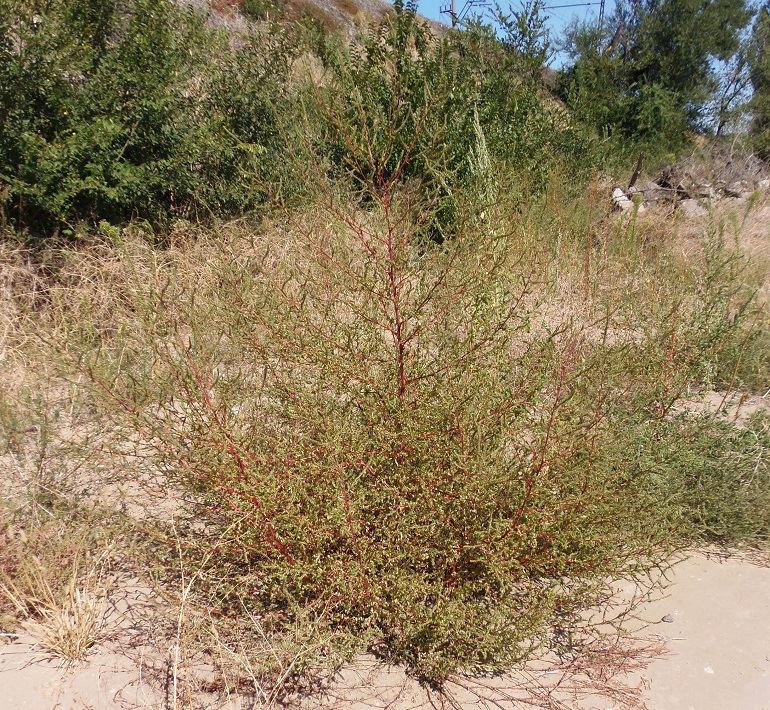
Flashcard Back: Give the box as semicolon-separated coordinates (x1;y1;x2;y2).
65;90;752;687
620;412;770;545
1;0;201;233
715;325;770;395
0;0;593;240
75;211;675;687
749;3;770;157
37;140;769;690
242;0;284;22
0;0;296;237
308;0;590;242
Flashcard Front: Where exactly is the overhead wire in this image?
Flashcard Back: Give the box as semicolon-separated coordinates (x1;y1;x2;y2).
542;2;602;8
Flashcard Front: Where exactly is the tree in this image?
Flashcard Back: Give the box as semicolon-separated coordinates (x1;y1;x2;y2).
0;0;295;237
708;49;752;136
749;2;770;156
559;0;754;147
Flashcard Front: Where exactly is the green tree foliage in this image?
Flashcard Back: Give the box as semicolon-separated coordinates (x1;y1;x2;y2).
0;0;294;236
1;0;202;233
470;2;590;191
560;0;753;149
749;2;770;157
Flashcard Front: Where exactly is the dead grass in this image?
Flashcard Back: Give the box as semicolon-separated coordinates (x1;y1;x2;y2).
330;0;359;16
0;522;115;664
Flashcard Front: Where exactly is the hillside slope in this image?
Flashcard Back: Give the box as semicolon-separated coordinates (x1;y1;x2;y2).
185;0;444;38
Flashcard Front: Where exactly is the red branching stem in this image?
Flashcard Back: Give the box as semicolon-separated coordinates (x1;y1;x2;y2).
338;467;370;593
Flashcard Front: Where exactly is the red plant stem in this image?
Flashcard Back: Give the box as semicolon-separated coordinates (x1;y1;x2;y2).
338;467;371;594
383;195;407;402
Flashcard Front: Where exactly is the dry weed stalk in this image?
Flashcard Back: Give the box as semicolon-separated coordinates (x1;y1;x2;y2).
0;544;113;664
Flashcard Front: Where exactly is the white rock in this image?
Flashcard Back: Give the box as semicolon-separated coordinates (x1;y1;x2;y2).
679;199;708;218
612;188;634;212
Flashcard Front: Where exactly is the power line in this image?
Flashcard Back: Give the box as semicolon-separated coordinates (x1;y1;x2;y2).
439;0;604;29
440;0;491;27
542;2;602;8
440;0;603;26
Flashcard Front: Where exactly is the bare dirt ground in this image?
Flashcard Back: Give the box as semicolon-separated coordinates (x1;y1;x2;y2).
636;552;770;710
1;551;768;709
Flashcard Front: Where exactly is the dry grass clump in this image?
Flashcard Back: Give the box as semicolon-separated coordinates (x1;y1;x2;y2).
0;541;112;663
672;140;769;196
0;501;116;663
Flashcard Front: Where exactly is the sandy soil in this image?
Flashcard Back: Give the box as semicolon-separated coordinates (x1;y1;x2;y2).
637;552;770;710
1;552;768;709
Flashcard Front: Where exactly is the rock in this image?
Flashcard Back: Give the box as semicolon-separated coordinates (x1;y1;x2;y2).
639;180;669;203
612;187;635;212
661;614;675;623
758;178;770;191
658;166;688;197
679;199;708;218
681;181;715;200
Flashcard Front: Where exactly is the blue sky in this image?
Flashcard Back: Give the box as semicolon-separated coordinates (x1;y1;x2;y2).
409;0;605;67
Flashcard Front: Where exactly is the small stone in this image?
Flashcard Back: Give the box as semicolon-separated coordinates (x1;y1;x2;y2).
661;614;674;623
612;187;634;212
679;199;708;218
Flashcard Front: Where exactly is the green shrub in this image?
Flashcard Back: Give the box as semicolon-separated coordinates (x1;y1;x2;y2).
621;413;770;545
0;0;297;237
0;0;595;240
75;215;678;685
1;0;201;233
64;98;757;687
308;1;591;242
38;160;768;692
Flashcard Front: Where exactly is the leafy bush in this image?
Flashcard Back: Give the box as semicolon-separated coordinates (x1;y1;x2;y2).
13;138;764;695
59;87;764;687
557;0;753;155
0;0;296;237
1;0;200;233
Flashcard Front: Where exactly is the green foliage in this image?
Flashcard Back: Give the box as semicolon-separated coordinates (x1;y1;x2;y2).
493;0;551;83
58;111;767;687
196;28;297;214
4;0;770;691
318;2;443;190
630;0;752;106
749;3;770;157
632;413;770;545
559;0;753;150
1;0;201;232
74;213;674;685
242;0;284;22
0;0;295;237
310;1;589;241
0;0;592;240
